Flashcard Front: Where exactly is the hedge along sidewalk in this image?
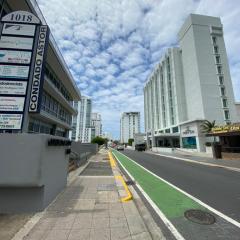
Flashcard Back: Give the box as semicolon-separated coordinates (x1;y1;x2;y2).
111;149;206;220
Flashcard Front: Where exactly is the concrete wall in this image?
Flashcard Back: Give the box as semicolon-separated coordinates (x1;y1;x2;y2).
152;147;174;153
0;134;70;213
71;142;98;156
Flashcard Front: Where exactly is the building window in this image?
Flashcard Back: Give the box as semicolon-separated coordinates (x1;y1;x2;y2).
214;46;219;54
222;98;228;108
172;126;179;133
212;36;217;45
182;137;197;149
220;86;226;96
217;65;222;74
224;110;230;120
215;55;221;64
219;76;224;85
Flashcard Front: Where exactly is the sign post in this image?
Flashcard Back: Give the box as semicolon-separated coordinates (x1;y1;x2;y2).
0;11;49;132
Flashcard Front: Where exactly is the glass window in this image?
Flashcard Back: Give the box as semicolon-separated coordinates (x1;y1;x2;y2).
215;55;221;64
219;76;224;85
172;126;179;133
217;65;222;74
220;87;226;96
212;36;217;45
214;46;219;54
182;137;197;149
224;110;230;120
222;98;228;108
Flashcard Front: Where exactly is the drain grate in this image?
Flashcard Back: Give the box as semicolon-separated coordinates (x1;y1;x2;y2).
81;162;113;176
184;209;215;225
125;180;135;185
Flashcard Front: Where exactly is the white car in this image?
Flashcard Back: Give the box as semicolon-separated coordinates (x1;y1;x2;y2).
117;145;124;151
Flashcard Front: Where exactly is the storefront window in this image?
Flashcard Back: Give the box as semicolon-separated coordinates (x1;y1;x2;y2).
182;137;197;149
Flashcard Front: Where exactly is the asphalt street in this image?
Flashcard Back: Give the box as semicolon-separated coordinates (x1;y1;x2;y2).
122;149;240;223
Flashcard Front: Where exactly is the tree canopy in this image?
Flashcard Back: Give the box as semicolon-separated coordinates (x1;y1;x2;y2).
91;136;107;145
128;138;134;146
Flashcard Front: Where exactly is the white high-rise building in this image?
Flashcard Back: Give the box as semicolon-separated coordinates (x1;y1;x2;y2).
91;113;102;137
70;96;92;143
120;112;140;143
144;14;238;152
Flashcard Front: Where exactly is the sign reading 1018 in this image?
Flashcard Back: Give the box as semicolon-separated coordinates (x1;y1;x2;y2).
1;11;40;24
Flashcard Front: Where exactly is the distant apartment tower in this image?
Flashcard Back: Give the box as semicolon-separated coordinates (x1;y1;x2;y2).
144;14;238;151
120;112;140;143
91;113;102;137
70;96;92;143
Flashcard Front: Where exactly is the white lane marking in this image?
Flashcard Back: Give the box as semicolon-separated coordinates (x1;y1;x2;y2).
112;151;185;240
113;150;240;229
148;151;240;173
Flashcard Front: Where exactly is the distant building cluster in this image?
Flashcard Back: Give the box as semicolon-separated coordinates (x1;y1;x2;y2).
120;112;140;143
69;96;103;143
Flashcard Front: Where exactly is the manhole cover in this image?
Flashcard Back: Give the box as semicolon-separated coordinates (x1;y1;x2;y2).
125;180;135;185
184;209;215;225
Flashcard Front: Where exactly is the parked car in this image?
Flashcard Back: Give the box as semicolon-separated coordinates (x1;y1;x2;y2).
117;145;124;151
135;143;146;151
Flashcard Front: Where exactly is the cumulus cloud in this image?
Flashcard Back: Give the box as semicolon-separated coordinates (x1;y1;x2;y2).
37;0;240;138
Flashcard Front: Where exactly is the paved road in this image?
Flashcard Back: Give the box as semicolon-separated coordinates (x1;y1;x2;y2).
122;149;240;223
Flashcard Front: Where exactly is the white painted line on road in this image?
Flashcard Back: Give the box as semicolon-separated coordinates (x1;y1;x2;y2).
149;151;240;173
113;150;240;229
112;151;186;240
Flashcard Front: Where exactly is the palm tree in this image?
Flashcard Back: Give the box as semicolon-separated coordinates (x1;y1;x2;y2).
201;120;216;133
201;120;216;143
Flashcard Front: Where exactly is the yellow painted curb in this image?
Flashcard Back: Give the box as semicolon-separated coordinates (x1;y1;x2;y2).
115;175;133;202
108;151;116;167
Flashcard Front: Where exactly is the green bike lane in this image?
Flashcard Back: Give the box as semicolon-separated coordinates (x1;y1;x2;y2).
111;149;240;240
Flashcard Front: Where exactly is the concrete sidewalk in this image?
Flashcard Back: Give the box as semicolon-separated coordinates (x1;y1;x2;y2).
14;149;165;240
146;150;240;170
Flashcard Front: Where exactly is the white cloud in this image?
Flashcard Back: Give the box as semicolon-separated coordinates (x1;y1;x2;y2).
37;0;240;138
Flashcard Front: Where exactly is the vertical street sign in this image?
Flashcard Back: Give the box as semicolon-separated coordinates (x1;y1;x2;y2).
0;11;49;131
29;25;49;112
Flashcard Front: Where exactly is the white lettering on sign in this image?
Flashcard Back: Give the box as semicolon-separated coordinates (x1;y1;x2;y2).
0;36;34;50
2;23;36;36
0;50;31;64
0;80;27;95
0;114;23;130
0;96;25;112
29;25;49;113
1;11;40;24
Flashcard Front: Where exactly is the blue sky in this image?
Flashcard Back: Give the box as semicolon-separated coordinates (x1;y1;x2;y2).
37;0;240;139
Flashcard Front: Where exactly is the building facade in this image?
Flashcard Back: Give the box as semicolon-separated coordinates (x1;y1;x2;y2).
144;14;238;152
91;113;102;137
0;0;81;138
70;96;93;143
120;112;140;143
